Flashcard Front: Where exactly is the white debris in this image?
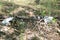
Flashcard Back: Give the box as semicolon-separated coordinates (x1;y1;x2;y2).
44;16;53;24
37;16;41;20
2;17;14;25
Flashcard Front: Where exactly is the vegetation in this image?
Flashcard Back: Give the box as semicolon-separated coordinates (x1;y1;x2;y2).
0;0;60;40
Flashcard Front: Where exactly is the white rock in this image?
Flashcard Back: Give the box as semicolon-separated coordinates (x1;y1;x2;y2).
2;17;14;25
44;16;53;24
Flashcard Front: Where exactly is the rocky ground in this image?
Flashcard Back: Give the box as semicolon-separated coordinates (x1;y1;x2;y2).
0;19;60;40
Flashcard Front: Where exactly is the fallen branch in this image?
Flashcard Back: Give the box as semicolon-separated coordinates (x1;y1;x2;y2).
15;16;39;21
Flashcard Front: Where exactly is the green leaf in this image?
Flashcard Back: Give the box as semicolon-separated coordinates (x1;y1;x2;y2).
52;18;57;23
41;10;46;16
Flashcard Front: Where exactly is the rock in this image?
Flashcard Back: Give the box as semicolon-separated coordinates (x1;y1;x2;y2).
44;16;53;24
2;17;14;25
